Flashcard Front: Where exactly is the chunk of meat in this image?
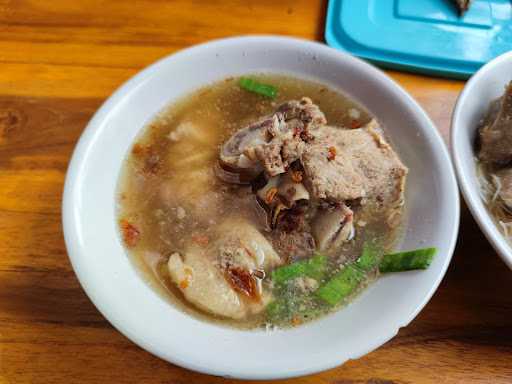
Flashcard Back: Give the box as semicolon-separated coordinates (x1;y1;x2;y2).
270;229;316;262
270;203;316;261
215;218;282;271
219;97;326;178
311;204;354;252
168;218;280;319
479;82;512;166
301;120;408;209
218;117;269;180
168;248;246;319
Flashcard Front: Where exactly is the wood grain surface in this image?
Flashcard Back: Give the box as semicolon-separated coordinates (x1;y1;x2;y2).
1;1;511;383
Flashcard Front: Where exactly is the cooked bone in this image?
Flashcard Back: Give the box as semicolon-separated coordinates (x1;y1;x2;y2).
278;171;310;206
257;171;310;206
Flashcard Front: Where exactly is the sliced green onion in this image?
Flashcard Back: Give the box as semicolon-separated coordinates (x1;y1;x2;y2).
355;242;381;271
379;247;437;273
239;77;278;99
266;298;288;322
271;254;327;286
266;295;325;323
315;265;365;306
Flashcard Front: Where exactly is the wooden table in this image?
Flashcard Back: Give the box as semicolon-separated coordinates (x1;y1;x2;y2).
1;1;511;383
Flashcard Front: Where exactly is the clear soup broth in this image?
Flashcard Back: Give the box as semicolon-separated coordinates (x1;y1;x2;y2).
117;74;405;329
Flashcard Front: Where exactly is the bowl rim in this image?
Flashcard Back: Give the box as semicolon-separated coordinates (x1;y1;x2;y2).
63;35;460;379
451;50;512;270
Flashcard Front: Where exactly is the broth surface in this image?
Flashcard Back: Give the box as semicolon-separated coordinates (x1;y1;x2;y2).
117;74;404;329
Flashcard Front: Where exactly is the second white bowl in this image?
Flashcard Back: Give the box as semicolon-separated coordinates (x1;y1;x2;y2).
452;51;512;270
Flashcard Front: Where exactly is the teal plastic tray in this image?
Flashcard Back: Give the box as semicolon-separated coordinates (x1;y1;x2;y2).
325;0;512;79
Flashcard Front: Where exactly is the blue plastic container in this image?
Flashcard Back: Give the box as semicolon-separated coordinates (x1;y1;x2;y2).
325;0;512;79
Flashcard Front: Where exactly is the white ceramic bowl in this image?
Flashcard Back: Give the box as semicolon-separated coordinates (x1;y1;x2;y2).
63;36;459;379
452;51;512;270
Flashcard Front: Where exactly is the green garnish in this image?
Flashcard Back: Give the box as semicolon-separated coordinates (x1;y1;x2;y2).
379;247;437;273
314;241;381;307
266;295;325;324
267;254;327;323
355;242;381;271
239;77;278;99
271;254;327;286
266;298;288;322
315;265;365;306
267;244;437;324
